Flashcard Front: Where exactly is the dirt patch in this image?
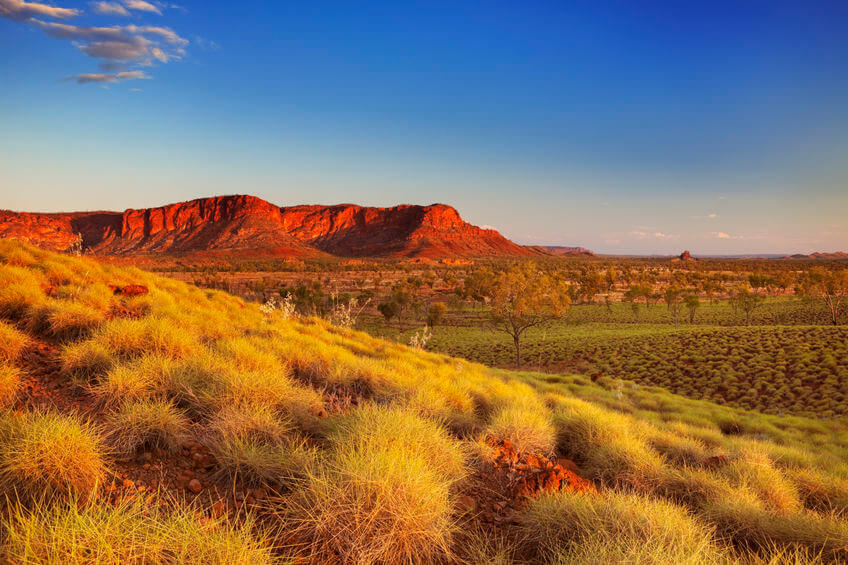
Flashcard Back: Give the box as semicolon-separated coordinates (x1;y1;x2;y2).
462;437;595;526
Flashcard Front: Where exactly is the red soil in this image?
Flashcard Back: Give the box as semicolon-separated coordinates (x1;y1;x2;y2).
461;437;595;526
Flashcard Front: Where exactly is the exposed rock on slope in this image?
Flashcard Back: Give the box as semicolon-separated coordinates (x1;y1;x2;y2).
0;195;538;258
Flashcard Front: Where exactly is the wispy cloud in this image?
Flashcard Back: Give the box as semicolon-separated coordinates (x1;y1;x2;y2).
4;0;190;85
712;232;731;239
125;0;160;14
33;20;188;67
91;1;128;16
193;36;219;51
0;0;78;20
629;230;678;240
70;69;151;83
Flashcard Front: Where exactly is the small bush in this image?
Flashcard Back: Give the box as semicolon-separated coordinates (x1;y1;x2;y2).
104;399;190;458
0;411;106;500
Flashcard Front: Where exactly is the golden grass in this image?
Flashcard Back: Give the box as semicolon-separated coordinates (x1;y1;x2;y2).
551;395;665;490
485;400;556;456
2;498;275;564
329;404;467;482
3;240;848;563
61;339;115;378
204;404;313;485
0;364;21;409
0;282;44;321
28;300;106;341
282;406;463;564
0;410;106;500
89;353;175;404
104;399;190;458
522;490;725;565
0;321;29;362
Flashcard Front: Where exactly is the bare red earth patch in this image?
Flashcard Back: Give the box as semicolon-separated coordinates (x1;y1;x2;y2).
462;437;595;526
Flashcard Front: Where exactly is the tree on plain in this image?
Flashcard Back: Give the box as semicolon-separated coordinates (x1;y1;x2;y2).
487;263;571;366
806;268;848;325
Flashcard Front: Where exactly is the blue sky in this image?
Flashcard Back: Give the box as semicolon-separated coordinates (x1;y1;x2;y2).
1;0;847;254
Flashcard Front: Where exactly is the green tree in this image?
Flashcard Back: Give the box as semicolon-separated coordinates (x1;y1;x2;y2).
377;301;399;325
731;286;764;326
664;287;683;326
806;268;848;325
684;294;700;323
487;263;571;366
426;302;447;326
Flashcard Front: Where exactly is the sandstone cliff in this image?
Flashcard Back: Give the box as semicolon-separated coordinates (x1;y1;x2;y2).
0;195;538;259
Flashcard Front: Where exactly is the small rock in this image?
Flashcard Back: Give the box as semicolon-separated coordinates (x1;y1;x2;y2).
458;495;476;512
187;479;202;493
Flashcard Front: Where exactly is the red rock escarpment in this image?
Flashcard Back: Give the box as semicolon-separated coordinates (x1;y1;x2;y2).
0;195;539;258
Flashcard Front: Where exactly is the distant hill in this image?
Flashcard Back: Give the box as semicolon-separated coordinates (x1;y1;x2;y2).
0;195;540;259
536;245;595;257
784;252;848;260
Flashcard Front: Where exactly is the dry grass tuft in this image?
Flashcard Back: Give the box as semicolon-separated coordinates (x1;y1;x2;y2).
0;411;106;501
0;321;29;362
485;400;556;456
204;404;313;485
522;490;725;564
282;404;462;564
104;399;191;458
3;497;275;564
0;364;22;409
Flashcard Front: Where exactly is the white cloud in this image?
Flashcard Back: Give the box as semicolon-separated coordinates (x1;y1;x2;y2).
71;69;151;83
124;0;160;14
6;1;191;86
33;20;187;65
0;0;77;20
91;1;129;15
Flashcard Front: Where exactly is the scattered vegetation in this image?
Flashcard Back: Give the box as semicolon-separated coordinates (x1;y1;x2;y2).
1;239;848;562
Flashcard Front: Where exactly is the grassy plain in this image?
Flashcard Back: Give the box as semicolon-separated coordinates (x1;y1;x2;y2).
3;240;848;563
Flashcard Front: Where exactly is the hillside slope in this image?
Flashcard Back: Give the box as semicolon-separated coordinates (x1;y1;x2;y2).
0;239;847;563
0;195;537;259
